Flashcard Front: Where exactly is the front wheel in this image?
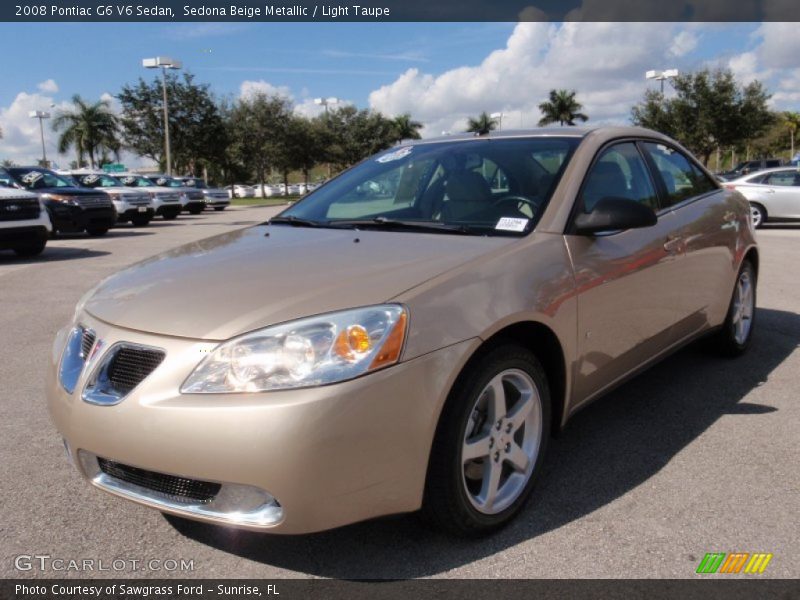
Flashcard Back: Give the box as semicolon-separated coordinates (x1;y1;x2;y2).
13;238;47;256
131;215;151;227
162;212;179;221
86;227;108;237
214;206;226;212
750;203;766;229
422;345;551;536
188;207;203;215
709;259;756;356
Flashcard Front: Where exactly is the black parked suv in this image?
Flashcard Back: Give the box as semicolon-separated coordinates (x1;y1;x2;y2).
0;167;116;236
718;158;786;181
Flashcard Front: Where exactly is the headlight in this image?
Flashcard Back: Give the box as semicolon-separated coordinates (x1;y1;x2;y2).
181;305;408;394
40;193;76;203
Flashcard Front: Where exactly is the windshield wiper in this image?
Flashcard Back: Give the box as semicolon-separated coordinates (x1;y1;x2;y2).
269;215;325;227
328;217;476;235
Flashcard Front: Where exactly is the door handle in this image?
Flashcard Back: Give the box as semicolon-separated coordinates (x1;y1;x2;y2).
764;189;775;194
663;235;683;253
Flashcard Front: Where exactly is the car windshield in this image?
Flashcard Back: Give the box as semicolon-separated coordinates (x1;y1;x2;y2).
74;173;123;188
182;179;207;188
278;137;579;236
5;168;74;190
150;176;183;187
117;175;155;187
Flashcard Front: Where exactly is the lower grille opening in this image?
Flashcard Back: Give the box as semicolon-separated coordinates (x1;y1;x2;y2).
97;458;221;504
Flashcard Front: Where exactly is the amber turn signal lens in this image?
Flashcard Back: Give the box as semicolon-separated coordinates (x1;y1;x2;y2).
370;311;407;369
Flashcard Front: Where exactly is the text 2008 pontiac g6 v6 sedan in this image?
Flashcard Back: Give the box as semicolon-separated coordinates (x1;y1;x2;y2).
47;127;757;536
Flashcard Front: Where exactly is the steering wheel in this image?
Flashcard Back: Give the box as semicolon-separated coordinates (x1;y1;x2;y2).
492;194;541;216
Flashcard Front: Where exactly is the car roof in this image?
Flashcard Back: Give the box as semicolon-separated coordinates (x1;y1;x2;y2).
734;166;800;181
402;125;671;146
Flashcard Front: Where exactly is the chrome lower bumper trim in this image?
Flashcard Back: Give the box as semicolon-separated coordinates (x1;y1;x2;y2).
77;451;284;528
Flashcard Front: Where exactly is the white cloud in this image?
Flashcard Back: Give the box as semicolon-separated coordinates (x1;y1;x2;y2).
239;79;292;100
669;31;698;58
37;79;59;94
369;22;690;136
0;91;69;166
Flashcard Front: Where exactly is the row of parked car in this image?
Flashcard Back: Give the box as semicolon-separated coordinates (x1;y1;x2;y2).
231;182;321;198
721;165;800;228
0;166;231;257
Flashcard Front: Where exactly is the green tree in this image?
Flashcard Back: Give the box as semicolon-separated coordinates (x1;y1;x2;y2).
781;111;800;158
631;68;773;165
118;72;226;175
321;106;397;170
538;89;589;126
285;115;327;186
465;111;498;135
1;159;15;168
52;95;120;169
392;113;423;142
228;92;293;195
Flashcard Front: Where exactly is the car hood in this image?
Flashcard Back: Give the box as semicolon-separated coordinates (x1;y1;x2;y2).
83;224;513;340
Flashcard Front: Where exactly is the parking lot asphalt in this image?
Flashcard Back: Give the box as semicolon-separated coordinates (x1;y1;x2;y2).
1;209;798;579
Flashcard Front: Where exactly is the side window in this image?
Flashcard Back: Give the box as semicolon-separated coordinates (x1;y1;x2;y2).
642;142;716;207
764;172;799;187
580;142;658;213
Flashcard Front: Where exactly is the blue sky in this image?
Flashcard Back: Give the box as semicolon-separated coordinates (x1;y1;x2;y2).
1;22;798;165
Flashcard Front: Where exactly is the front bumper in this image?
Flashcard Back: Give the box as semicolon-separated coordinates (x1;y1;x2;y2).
46;313;477;534
0;225;49;250
204;195;230;207
45;202;117;233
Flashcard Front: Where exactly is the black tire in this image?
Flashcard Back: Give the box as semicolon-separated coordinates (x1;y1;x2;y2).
422;344;551;536
750;203;766;229
13;238;47;257
131;215;152;227
189;207;203;215
709;260;757;357
86;227;108;237
214;206;226;211
162;212;179;221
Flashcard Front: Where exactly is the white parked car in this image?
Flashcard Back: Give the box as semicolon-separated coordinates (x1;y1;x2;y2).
61;170;154;227
231;184;254;198
724;167;800;228
0;185;52;256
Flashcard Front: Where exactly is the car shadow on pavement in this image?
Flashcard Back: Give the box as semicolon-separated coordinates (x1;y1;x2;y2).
166;307;798;579
0;247;111;263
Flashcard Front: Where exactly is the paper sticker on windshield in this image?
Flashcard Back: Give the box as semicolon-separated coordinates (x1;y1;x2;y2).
21;171;43;185
376;146;412;163
120;177;136;185
82;175;100;184
495;217;529;232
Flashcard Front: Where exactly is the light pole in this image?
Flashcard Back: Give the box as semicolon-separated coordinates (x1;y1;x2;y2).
314;96;340;115
645;69;678;93
29;110;51;167
490;112;504;131
143;56;182;176
314;97;340;179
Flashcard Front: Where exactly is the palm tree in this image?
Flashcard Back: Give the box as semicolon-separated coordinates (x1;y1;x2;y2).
782;111;800;158
538;89;589;127
52;95;121;169
392;113;423;142
465;111;498;135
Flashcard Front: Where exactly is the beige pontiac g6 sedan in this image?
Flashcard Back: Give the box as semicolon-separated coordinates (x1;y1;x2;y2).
47;127;757;536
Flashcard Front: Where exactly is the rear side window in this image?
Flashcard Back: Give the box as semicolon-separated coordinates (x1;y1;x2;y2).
764;171;800;186
765;160;782;168
580;142;658;212
642;142;717;207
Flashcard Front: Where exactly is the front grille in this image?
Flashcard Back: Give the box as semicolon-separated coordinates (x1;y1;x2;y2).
80;329;96;359
124;194;150;206
0;197;40;221
157;193;180;203
97;458;221;504
106;347;166;395
186;191;204;200
75;195;113;209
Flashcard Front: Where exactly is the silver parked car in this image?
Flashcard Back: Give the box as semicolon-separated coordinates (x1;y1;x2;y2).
725;167;800;227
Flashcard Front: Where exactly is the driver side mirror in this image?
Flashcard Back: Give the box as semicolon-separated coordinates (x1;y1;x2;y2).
573;197;657;235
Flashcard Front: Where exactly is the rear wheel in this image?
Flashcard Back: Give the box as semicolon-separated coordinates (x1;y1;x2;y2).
710;260;756;356
214;206;226;212
162;212;179;221
13;238;47;256
189;207;203;215
423;345;550;536
86;226;108;237
750;203;766;229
